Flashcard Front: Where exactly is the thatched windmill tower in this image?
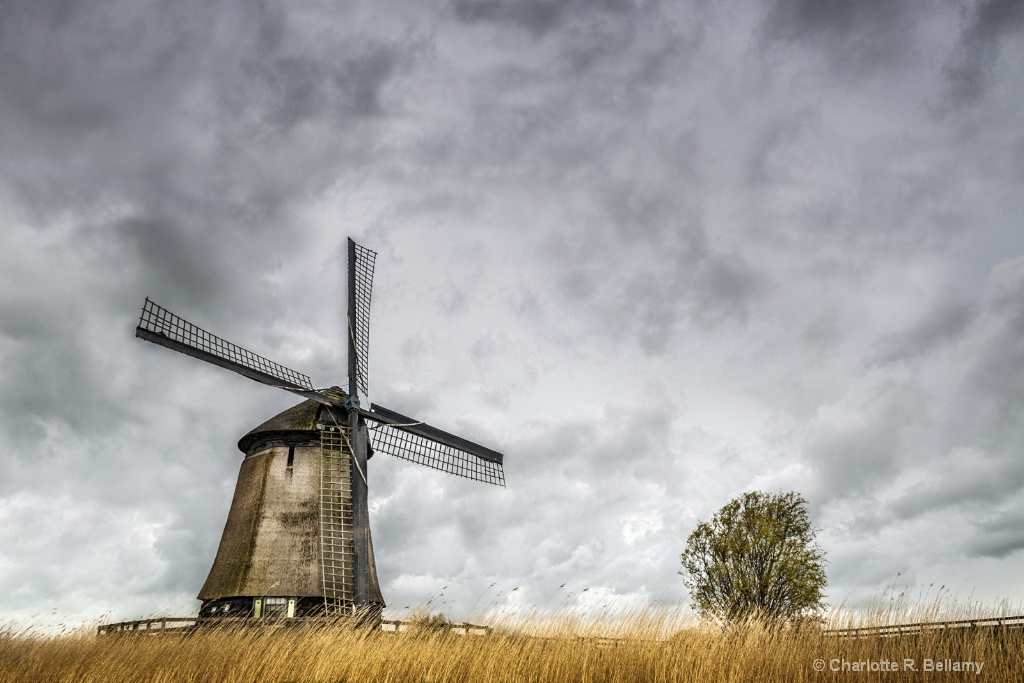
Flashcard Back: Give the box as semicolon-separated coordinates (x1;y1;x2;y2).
136;239;504;621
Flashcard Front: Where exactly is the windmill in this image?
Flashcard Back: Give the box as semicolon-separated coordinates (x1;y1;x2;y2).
135;238;504;621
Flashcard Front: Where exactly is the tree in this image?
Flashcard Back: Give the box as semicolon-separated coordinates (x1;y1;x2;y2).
679;491;827;626
410;611;451;631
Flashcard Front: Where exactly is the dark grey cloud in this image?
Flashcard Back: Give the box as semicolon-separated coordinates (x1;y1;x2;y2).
767;0;905;35
0;0;410;228
762;0;914;76
803;385;923;506
807;257;1024;559
886;451;1015;521
452;0;641;37
968;507;1024;559
0;0;417;484
925;266;1024;447
870;296;976;366
791;154;969;269
425;0;706;182
744;107;820;186
453;0;565;36
546;217;765;354
943;0;1024;108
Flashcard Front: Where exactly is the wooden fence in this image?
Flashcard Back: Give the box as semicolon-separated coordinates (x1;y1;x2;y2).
97;616;492;636
97;617;198;635
826;615;1024;638
98;614;1024;639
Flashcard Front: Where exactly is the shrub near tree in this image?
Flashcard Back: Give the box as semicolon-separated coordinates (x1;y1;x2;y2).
680;491;827;627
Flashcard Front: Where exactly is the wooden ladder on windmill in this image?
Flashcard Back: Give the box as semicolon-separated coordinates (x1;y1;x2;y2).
320;425;355;613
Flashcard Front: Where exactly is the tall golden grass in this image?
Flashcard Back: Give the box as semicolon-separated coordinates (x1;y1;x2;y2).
2;599;1021;683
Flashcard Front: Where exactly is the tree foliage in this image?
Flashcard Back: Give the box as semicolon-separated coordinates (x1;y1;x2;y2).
680;491;827;626
410;611;451;630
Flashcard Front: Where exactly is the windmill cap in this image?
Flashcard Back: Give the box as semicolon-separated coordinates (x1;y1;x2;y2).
237;387;349;454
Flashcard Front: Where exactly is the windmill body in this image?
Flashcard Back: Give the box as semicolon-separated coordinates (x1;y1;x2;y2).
197;396;385;619
135;239;504;621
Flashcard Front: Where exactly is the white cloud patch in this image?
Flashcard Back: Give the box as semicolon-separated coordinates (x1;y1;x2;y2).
621;511;664;546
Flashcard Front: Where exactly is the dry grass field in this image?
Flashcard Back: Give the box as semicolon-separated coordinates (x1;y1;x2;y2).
2;603;1022;683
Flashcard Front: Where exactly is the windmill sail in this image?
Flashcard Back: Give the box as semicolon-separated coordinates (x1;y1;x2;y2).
135;298;337;406
345;238;377;608
364;404;505;487
348;239;376;398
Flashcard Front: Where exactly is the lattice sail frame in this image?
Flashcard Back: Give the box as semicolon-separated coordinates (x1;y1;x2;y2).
367;422;506;487
319;425;355;612
137;298;314;390
349;241;376;397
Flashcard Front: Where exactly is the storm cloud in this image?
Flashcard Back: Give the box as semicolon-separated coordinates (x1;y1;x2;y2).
2;0;1023;628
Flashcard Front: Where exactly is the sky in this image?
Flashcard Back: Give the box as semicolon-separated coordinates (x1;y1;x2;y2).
1;0;1023;630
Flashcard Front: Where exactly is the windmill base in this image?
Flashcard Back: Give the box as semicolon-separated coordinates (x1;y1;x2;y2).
199;597;382;627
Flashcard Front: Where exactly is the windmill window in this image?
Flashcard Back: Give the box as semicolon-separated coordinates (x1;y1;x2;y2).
287;446;295;469
264;597;288;618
